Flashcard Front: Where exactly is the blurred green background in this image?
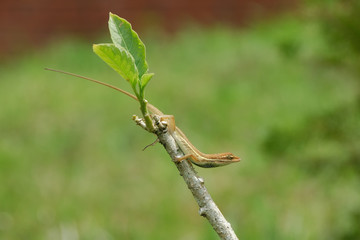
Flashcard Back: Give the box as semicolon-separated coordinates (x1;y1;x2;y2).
1;1;360;239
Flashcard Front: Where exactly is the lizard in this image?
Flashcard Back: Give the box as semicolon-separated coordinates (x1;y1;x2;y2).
45;68;241;168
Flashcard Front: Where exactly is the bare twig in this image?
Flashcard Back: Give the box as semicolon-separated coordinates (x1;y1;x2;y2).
133;115;239;240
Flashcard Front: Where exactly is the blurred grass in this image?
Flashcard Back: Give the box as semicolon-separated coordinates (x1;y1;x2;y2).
0;15;359;239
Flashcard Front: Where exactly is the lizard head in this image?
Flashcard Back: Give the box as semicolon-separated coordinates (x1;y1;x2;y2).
222;153;241;161
193;152;241;168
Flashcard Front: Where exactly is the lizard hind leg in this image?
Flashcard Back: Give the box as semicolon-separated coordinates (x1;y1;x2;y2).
159;115;176;132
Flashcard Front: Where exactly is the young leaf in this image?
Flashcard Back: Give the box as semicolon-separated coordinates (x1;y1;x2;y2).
93;43;138;85
140;73;154;90
108;13;148;78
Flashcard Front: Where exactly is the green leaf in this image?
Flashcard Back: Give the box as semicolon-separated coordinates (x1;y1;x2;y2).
140;73;154;90
93;43;138;85
108;13;148;78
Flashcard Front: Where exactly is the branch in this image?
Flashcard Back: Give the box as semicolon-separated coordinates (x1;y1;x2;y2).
133;115;239;240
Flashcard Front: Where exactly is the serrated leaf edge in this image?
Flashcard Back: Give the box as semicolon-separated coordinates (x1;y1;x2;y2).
108;13;148;78
93;43;139;84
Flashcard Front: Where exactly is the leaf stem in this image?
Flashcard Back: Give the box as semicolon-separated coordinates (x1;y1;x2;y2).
133;86;155;132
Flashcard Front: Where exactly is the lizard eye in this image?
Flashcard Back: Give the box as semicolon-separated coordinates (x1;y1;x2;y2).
227;154;234;160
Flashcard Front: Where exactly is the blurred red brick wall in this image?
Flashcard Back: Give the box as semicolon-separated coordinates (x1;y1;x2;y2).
0;0;297;58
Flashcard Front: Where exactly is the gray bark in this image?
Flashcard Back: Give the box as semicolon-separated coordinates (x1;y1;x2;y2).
134;115;239;240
